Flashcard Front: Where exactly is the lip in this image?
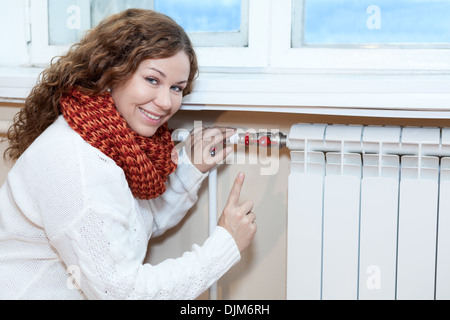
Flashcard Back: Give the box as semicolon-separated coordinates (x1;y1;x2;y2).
138;107;165;124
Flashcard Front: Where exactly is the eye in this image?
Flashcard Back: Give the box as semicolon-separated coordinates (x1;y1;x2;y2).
171;85;184;93
146;77;158;85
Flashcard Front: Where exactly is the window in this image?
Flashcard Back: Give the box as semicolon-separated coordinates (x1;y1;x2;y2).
270;0;450;71
23;0;450;70
47;0;246;47
31;0;254;66
293;0;450;47
9;0;449;118
155;0;248;47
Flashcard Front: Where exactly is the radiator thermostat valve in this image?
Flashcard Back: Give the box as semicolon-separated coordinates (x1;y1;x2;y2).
173;129;288;149
232;132;287;149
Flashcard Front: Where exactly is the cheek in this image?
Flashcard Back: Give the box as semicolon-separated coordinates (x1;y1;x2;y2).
172;101;182;115
111;86;132;111
111;93;125;116
111;78;146;106
170;97;183;115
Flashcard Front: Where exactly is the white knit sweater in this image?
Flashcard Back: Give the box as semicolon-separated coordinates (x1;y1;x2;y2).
0;115;240;300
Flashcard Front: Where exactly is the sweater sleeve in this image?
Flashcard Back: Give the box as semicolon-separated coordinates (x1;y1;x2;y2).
52;217;240;300
134;226;240;299
148;146;209;237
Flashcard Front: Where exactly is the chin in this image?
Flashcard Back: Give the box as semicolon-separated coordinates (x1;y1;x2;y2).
131;126;157;137
140;130;158;138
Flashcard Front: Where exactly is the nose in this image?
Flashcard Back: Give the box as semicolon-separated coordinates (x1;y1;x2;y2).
154;87;172;111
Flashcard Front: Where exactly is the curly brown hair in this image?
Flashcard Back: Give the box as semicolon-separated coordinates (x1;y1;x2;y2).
4;9;198;161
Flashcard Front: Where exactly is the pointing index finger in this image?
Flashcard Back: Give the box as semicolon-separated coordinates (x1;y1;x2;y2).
227;172;245;206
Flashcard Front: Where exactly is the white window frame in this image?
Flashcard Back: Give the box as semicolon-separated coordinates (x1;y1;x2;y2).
187;0;249;48
270;0;450;72
29;0;266;68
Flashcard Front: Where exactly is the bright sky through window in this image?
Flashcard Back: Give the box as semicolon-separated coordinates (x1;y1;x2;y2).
48;0;242;45
155;0;241;33
303;0;450;45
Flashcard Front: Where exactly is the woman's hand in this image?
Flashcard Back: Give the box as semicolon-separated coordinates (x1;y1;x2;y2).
218;173;257;253
184;126;236;173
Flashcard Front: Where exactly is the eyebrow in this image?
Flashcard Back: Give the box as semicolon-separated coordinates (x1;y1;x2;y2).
147;67;188;85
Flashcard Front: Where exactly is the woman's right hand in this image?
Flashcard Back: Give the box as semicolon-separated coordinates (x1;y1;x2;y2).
183;126;235;174
218;173;257;253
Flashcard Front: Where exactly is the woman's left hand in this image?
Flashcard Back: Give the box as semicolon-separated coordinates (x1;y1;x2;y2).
183;126;236;173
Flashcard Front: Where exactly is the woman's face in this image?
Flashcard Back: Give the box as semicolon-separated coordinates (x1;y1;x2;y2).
111;51;190;137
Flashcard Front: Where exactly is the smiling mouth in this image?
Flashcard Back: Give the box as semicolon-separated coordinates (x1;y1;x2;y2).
139;107;163;121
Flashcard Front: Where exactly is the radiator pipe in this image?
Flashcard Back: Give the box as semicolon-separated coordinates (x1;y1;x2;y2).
208;167;218;300
173;129;286;300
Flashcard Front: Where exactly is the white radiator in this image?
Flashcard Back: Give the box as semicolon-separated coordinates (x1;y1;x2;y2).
286;124;450;300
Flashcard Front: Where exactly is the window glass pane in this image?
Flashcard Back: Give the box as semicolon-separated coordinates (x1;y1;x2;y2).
48;0;91;45
90;0;153;27
299;0;450;46
47;0;243;46
154;0;241;33
48;0;153;46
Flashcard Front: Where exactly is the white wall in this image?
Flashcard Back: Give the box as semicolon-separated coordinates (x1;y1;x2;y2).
0;0;28;66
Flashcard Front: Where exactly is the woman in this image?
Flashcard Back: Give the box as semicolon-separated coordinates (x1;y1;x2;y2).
0;9;256;300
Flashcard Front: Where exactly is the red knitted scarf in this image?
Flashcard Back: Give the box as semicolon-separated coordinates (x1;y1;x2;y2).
60;88;177;200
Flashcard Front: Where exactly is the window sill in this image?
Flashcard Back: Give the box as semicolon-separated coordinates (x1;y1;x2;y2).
0;66;42;103
1;66;450;119
184;70;450;119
